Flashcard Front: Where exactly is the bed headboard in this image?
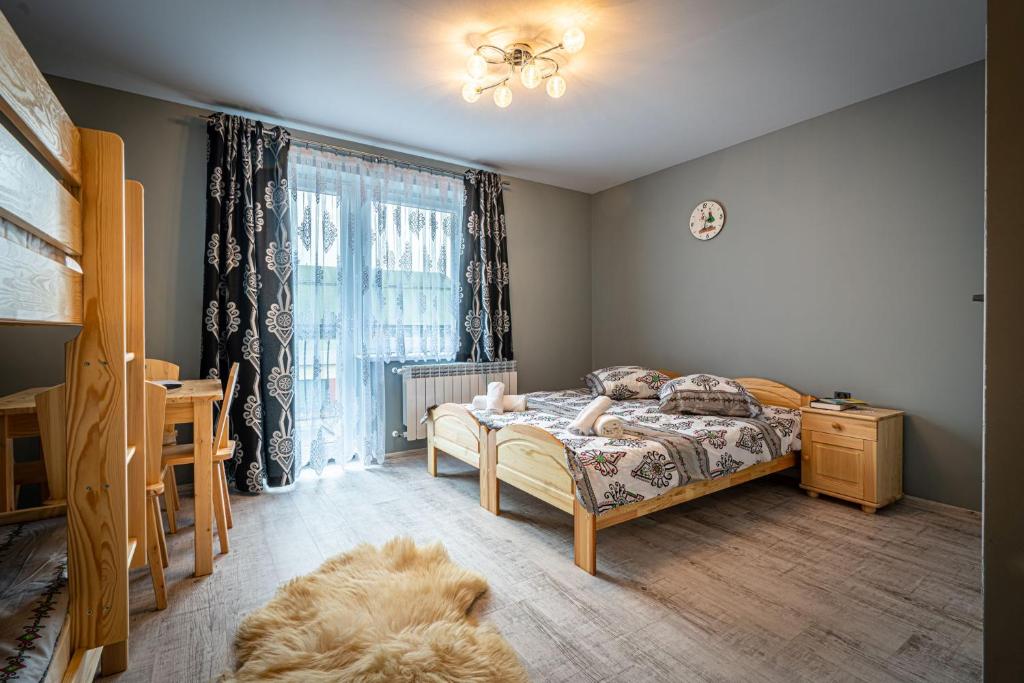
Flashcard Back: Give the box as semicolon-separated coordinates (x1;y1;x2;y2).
658;370;810;409
733;377;811;409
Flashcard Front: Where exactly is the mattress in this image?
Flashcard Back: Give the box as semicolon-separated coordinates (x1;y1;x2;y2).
0;517;68;682
467;389;801;514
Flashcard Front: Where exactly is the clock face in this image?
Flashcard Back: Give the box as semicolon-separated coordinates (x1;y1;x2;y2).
689;200;725;240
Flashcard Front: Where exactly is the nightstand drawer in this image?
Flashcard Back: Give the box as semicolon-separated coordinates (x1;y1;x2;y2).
802;413;877;441
802;431;865;500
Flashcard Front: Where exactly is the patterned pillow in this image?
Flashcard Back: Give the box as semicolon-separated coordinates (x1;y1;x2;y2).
658;374;763;418
585;366;671;400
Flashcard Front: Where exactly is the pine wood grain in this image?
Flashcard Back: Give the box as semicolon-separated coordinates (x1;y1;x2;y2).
0;10;81;185
0;386;50;414
494;423;575;515
0;224;82;324
191;398;214;576
734;377;811;409
126;181;146;570
34;383;67;504
144;382;168;488
800;407;904;512
0;125;81;254
64;128;129;653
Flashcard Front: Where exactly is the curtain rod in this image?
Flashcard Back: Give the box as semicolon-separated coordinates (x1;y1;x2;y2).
199;114;510;188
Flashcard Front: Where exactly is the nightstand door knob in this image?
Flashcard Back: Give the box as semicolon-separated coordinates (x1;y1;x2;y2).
831;422;842;431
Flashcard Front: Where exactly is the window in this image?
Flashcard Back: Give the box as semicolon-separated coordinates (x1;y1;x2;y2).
289;148;465;467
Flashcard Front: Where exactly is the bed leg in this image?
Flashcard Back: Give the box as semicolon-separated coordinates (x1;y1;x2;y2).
482;429;500;515
573;500;597;575
426;422;437;477
100;639;128;675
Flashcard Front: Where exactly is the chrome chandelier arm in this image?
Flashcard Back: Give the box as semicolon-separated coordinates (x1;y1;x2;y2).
475;44;509;63
531;43;564;59
534;55;559;78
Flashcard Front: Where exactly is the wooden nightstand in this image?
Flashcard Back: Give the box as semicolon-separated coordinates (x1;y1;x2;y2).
799;406;904;513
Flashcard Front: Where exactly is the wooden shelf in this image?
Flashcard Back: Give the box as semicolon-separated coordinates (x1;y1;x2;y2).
127;536;138;564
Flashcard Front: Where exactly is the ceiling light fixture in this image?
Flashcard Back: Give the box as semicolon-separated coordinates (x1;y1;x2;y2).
461;26;585;108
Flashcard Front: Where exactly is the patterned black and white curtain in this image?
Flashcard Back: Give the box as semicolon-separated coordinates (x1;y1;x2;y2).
201;113;293;492
458;170;513;361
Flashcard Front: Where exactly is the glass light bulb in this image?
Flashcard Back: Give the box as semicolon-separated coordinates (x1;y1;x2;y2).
562;27;585;53
546;74;566;99
493;83;513;108
467;53;488;79
462;82;481;103
520;62;541;89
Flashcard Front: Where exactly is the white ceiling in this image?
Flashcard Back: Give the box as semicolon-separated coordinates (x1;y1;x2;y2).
2;0;984;193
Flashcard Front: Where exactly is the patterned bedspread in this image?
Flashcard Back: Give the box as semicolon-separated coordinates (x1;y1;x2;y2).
0;517;68;682
466;389;801;515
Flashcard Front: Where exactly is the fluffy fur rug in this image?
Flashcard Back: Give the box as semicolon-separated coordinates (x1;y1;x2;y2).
222;537;528;682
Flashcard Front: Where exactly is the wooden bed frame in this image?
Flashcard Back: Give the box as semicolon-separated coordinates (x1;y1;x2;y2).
0;11;148;679
427;374;811;574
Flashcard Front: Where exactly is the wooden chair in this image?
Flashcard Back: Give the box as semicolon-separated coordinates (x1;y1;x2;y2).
34;385;67;508
145;358;181;531
37;383;169;610
162;363;238;555
144;359;181;447
143;381;169;609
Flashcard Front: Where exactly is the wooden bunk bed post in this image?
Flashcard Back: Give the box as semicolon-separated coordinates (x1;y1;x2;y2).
64;127;132;674
0;10;148;678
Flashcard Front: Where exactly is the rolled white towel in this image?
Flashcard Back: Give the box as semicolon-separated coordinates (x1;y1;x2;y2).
505;394;527;412
593;414;625;438
471;394;527;412
486;381;505;414
569;396;612;436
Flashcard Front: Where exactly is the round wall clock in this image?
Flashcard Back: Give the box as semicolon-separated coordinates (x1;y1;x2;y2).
689;200;726;240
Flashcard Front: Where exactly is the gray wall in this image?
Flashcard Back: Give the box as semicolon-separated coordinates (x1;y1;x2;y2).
590;62;984;510
0;76;592;458
0;66;983;510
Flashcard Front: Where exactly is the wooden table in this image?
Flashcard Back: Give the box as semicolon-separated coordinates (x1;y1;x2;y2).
0;380;223;578
0;387;48;512
163;378;222;577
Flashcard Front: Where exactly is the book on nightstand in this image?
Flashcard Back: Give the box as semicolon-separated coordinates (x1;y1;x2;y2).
809;398;870;411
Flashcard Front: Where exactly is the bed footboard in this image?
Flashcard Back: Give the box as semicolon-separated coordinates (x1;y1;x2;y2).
491;424;597;572
426;403;489;506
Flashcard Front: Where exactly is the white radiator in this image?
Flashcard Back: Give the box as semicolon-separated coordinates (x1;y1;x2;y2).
395;361;518;440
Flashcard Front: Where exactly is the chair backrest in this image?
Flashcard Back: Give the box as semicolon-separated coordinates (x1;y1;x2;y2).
214;363;240;451
34;384;66;505
145;358;180;381
144;381;168;486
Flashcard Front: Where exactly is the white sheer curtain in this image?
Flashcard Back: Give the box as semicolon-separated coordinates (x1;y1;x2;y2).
289;145;464;473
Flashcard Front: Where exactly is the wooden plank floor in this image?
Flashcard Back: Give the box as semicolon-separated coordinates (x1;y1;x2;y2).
110;453;981;682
